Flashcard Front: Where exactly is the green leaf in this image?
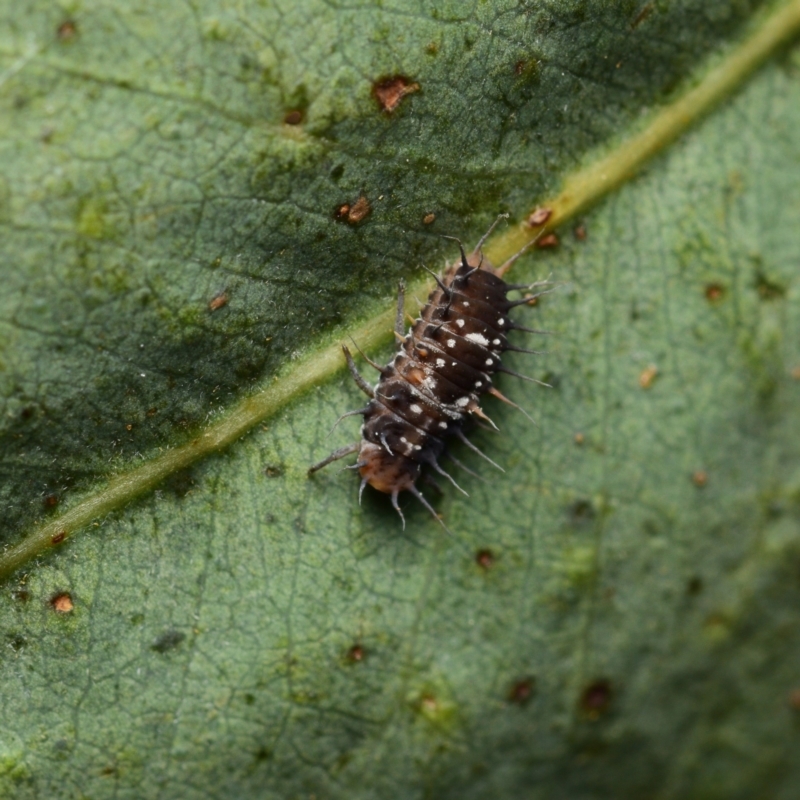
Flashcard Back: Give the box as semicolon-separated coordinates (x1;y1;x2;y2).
2;2;800;797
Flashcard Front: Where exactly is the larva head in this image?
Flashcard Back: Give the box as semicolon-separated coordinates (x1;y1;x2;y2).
358;442;421;495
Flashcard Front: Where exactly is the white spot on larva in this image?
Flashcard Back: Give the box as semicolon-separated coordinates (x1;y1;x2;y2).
485;358;493;366
466;332;490;347
436;358;446;368
447;338;456;348
475;381;482;388
439;421;448;429
498;318;505;326
455;396;470;408
400;436;408;444
462;301;470;306
493;339;501;345
451;362;457;367
414;444;422;450
410;403;423;414
455;319;465;328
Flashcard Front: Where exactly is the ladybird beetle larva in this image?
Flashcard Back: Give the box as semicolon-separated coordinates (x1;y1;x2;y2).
309;215;551;534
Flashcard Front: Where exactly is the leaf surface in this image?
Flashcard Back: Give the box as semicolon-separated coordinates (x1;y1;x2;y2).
1;2;800;798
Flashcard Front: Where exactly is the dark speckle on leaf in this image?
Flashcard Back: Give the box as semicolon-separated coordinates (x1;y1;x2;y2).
508;678;535;706
569;499;595;524
581;679;613;719
151;630;185;653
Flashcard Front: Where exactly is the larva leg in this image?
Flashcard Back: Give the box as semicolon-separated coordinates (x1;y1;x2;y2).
342;345;374;398
394;280;406;337
472;212;509;255
308;442;360;475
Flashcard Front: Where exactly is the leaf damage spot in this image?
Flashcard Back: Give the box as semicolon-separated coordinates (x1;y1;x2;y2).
51;530;67;545
422;212;436;225
574;223;587;241
475;549;495;569
334;195;371;225
692;470;708;488
580;679;612;719
527;207;552;227
508;677;535;706
346;644;365;663
151;629;185;653
704;282;725;302
791;365;800;380
283;110;303;125
57;20;78;41
43;493;59;509
788;689;800;712
50;592;74;613
372;75;420;113
264;464;283;478
208;291;228;311
638;364;658;389
573;432;585;446
536;233;559;249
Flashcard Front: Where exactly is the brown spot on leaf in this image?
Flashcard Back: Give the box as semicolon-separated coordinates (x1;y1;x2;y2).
57;20;78;40
12;589;30;603
692;470;708;488
573;432;585;446
790;365;800;380
527;207;552;227
581;679;612;718
475;549;495;569
51;530;67;545
346;644;365;663
423;213;436;225
44;493;59;509
50;592;74;613
264;464;283;478
372;75;420;113
508;677;535;706
536;233;559;249
335;195;371;225
789;688;800;711
208;292;228;311
704;283;725;302
574;223;587;241
283;109;303;125
639;365;658;389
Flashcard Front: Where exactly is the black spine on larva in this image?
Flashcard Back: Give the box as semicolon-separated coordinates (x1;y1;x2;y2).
309;223;546;530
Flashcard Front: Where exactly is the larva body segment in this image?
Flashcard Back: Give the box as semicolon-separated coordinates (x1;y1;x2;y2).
310;221;548;531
